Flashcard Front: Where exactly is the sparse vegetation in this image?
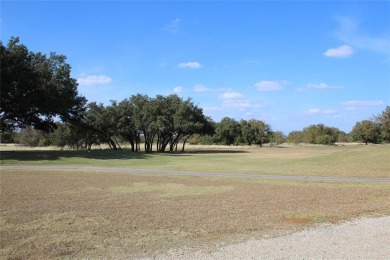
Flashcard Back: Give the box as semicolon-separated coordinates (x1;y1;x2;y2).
1;168;389;259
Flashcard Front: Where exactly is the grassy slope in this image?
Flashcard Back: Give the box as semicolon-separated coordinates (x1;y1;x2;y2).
1;144;389;177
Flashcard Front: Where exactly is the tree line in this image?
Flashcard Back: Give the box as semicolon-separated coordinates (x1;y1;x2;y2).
1;37;389;150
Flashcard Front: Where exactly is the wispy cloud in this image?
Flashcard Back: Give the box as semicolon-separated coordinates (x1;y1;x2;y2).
255;80;286;91
341;100;384;110
164;18;181;34
324;45;354;58
221;92;243;99
307;82;342;89
220;91;261;110
77;75;112;86
173;86;183;94
178;61;202;69
296;82;342;92
307;108;338;115
303;108;341;118
335;17;390;55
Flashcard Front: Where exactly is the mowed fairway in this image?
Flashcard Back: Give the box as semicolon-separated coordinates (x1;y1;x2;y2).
1;144;390;259
1;144;390;177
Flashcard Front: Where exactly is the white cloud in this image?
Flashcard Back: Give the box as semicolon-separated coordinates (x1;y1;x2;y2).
222;99;252;109
324;45;354;58
255;81;285;91
307;108;338;115
77;75;112;86
178;61;202;69
341;100;384;110
219;91;260;110
164;18;181;34
221;92;243;99
173;86;183;94
335;17;390;55
307;82;342;89
296;82;342;91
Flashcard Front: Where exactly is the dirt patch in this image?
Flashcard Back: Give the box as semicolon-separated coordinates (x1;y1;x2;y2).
1;169;389;259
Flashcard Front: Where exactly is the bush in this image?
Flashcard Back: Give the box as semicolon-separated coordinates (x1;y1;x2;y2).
17;128;51;147
314;134;335;145
0;131;15;143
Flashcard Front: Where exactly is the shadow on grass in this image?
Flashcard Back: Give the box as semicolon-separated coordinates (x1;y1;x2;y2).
177;149;249;155
0;149;151;162
0;148;248;162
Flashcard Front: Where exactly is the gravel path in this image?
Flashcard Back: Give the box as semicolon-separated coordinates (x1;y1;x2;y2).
2;165;390;183
146;216;390;259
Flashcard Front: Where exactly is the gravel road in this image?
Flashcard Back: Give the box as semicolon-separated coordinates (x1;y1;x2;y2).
146;216;390;260
2;165;390;183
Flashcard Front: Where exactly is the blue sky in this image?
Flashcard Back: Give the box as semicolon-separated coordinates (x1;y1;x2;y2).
2;1;389;134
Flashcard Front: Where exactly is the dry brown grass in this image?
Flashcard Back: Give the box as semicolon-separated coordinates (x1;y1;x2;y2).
1;169;389;259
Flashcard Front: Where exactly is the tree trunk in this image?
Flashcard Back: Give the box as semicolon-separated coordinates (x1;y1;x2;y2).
113;137;122;151
181;134;192;152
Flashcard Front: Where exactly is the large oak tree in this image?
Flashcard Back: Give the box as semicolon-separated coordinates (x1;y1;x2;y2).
1;37;86;132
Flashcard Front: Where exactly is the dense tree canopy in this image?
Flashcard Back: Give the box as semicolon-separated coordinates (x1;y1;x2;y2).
287;124;345;145
49;94;214;152
351;120;381;145
0;37;86;132
375;106;390;143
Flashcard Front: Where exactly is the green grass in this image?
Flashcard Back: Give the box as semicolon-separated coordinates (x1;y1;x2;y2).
1;144;389;177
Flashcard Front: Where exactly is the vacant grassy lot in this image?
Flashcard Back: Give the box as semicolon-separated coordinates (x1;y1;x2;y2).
1;144;390;177
1;144;389;258
1;169;389;259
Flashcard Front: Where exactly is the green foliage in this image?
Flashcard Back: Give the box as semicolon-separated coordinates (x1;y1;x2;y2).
65;94;214;152
287;131;304;145
214;117;240;146
0;131;15;143
314;134;334;145
16;128;50;147
375;106;390;143
270;131;286;145
351;120;381;145
238;119;272;146
337;131;350;143
0;37;87;132
302;124;338;145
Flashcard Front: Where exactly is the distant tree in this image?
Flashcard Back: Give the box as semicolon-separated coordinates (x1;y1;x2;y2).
83;102;121;150
128;94;156;152
351;120;381;145
154;94;181;152
287;131;304;145
214;117;240;146
49;123;92;149
115;99;139;151
17;128;50;147
375;106;390;143
0;37;87;132
337;130;350;143
270;131;285;145
237;119;272;146
302;124;338;145
0;130;15;143
174;101;214;152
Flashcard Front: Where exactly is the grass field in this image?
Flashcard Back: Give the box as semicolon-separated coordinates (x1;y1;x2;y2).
1;144;389;259
1;144;390;177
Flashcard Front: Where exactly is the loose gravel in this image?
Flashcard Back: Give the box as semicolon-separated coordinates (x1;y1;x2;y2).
146;216;390;260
